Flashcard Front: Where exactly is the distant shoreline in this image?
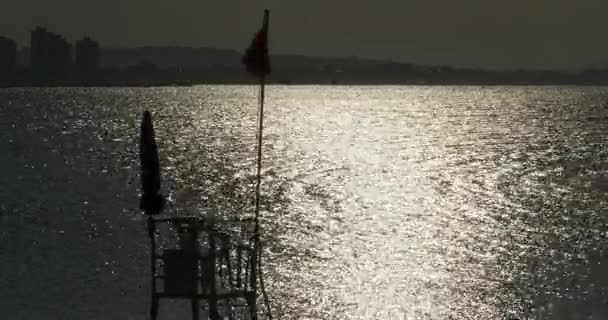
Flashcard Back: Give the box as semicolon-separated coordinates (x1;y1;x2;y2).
3;81;608;88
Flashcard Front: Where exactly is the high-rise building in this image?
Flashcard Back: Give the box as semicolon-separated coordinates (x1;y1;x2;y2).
31;27;72;81
75;37;100;79
0;36;17;82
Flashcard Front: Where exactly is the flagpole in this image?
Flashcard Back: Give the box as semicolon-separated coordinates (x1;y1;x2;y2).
254;75;265;238
249;10;269;320
253;9;269;242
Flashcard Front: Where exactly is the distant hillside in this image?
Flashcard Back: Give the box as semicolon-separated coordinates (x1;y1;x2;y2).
96;47;428;84
16;45;409;73
99;47;403;72
100;47;242;69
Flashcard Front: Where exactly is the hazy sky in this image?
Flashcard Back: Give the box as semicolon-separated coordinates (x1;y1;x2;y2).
2;0;608;70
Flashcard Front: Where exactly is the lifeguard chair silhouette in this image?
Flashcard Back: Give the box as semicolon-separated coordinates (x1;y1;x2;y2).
139;110;259;320
148;217;258;320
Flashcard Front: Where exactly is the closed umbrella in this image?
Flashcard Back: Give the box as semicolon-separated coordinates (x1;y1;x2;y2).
139;110;165;215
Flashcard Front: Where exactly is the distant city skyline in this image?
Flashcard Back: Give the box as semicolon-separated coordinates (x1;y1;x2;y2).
2;26;608;87
2;0;608;71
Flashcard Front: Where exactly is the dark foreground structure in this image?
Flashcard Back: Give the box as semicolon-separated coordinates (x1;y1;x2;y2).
140;111;262;320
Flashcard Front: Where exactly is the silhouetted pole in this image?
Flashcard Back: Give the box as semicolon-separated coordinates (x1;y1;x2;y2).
243;9;270;319
253;9;269;247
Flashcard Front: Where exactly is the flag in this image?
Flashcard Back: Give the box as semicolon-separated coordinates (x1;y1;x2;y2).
243;10;270;78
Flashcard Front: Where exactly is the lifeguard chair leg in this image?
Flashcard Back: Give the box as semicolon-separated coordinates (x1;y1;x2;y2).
191;298;199;320
247;292;257;320
150;294;159;320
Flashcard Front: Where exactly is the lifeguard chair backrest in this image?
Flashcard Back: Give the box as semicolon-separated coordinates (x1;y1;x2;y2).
163;249;198;296
177;225;199;254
